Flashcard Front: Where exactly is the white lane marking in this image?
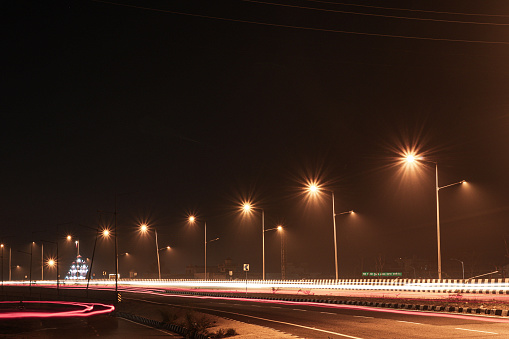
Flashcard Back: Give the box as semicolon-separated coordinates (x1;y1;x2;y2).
397;320;423;325
119;317;179;336
130;298;365;339
292;309;306;311
271;306;282;309
320;312;336;315
455;328;498;335
353;316;374;319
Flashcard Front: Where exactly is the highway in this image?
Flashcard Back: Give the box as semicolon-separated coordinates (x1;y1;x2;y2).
122;289;509;338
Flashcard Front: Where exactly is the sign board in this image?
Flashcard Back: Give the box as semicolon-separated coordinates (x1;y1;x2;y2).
243;264;250;272
362;272;402;277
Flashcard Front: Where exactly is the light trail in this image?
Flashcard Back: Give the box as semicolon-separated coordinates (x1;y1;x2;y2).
4;279;509;293
0;301;115;319
110;287;509;323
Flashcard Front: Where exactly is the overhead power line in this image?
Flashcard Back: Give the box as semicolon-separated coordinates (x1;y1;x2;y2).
299;0;509;18
241;0;509;26
90;0;509;45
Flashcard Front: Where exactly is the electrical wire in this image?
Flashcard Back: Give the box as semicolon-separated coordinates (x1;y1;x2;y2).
241;0;509;26
298;0;509;18
90;0;509;45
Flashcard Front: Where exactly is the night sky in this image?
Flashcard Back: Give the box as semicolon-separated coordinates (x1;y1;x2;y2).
4;0;509;279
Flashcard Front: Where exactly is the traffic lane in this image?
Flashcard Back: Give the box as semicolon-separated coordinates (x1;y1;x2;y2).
124;291;509;338
116;317;183;338
0;314;181;338
187;300;509;339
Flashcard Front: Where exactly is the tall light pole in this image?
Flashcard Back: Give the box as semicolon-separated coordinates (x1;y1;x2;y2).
41;239;59;295
403;155;465;279
278;226;286;280
189;216;218;280
306;184;353;280
1;244;4;290
264;225;284;280
241;203;267;280
140;224;161;279
41;242;43;280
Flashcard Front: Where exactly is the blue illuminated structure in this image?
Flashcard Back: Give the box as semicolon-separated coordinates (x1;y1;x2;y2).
65;255;89;280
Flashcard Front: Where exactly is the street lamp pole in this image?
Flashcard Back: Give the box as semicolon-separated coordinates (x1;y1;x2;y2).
155;228;161;280
262;209;265;281
280;227;285;280
189;217;218;280
403;155;465;280
241;205;266;280
435;163;442;280
1;244;4;290
331;192;338;280
306;184;353;280
114;196;118;296
434;163;465;279
204;222;207;280
41;240;59;295
41;243;43;280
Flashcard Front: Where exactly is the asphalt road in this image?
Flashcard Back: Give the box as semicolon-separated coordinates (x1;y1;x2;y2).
0;313;182;338
123;290;509;338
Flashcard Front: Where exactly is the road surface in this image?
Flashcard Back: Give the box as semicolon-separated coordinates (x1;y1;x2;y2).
122;290;509;338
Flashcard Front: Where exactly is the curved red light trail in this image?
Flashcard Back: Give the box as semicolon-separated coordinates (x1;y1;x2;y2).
0;301;115;319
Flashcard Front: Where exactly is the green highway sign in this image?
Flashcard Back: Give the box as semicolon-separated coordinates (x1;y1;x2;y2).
362;272;402;277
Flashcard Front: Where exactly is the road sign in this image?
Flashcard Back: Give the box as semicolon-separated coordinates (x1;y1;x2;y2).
243;264;250;271
362;272;402;277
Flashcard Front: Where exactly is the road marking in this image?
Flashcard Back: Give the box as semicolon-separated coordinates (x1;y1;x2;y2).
129;298;365;339
397;320;423;325
455;328;498;335
119;317;180;336
353;316;373;319
271;306;282;309
320;312;336;315
292;309;306;311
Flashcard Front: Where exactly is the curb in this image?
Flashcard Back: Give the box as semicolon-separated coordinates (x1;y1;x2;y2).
116;311;209;339
159;289;509;317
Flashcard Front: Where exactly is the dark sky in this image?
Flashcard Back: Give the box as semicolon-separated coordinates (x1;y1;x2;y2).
3;0;509;279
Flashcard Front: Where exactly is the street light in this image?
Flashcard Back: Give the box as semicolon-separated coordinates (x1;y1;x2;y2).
403;153;466;279
41;239;59;295
264;225;285;280
1;244;3;290
241;202;267;280
188;216;218;280
139;223;162;279
17;244;33;295
278;226;286;279
306;183;353;280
